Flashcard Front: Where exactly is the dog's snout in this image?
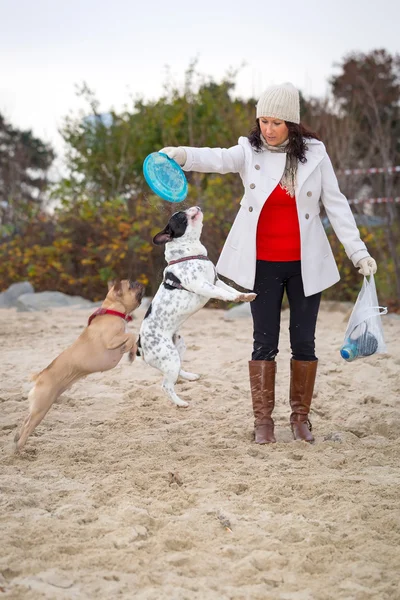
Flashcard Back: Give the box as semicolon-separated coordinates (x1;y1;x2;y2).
187;206;203;220
129;280;145;301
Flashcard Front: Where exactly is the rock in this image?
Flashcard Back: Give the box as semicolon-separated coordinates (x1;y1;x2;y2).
15;291;94;312
223;303;251;320
0;281;34;307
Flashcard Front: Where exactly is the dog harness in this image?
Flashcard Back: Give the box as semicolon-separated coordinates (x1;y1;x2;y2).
87;308;133;326
164;255;217;292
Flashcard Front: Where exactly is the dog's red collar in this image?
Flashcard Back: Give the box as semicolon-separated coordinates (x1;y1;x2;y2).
88;308;133;326
168;255;210;266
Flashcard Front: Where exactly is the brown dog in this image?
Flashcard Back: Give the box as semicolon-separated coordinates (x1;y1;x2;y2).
14;279;144;450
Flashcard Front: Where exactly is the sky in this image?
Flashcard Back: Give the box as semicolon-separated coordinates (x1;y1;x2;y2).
1;0;399;168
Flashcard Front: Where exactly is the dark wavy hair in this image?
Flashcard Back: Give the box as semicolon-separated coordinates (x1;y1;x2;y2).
248;120;320;164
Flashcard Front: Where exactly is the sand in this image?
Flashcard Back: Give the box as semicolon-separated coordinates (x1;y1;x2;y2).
0;304;399;600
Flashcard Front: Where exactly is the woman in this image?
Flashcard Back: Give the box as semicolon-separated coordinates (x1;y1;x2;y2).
159;82;377;444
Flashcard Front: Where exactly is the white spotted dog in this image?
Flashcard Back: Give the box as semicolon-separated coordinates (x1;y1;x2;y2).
137;206;256;407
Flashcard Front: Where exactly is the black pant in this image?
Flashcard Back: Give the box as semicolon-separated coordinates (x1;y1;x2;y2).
250;260;321;361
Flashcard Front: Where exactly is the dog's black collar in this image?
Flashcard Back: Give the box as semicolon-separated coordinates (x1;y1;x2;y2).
167;255;210;266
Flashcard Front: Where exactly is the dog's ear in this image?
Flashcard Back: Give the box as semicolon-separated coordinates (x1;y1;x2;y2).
113;279;122;295
153;227;172;246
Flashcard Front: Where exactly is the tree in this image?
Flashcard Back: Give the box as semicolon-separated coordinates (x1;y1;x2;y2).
56;66;256;292
331;49;400;301
0;114;55;237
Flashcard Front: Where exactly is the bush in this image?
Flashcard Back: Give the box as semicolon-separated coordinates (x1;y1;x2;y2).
0;195;398;310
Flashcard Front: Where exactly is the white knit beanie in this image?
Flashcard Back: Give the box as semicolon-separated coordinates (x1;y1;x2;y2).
256;82;300;124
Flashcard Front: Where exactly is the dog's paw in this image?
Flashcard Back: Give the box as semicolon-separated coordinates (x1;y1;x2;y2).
236;293;257;303
173;398;189;408
127;349;136;363
179;370;200;381
245;293;257;302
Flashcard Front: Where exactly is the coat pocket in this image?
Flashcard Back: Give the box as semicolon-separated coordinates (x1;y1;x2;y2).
317;217;332;258
226;206;247;250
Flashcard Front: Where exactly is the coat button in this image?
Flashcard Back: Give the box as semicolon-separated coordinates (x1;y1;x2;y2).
250;183;256;189
307;191;312;197
249;206;253;212
305;213;310;219
254;164;260;170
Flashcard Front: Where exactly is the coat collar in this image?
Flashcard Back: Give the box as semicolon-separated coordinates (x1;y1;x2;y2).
256;139;325;198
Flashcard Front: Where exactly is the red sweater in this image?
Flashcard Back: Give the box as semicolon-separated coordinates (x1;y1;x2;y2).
256;184;301;261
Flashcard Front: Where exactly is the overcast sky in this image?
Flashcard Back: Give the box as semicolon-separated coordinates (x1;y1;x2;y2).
1;0;399;162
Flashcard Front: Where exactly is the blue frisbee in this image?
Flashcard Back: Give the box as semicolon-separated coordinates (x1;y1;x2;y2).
143;152;188;203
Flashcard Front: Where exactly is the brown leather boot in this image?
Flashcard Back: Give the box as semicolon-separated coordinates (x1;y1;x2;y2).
248;360;276;444
289;359;317;443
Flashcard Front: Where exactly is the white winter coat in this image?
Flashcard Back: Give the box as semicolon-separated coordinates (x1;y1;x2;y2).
182;137;370;296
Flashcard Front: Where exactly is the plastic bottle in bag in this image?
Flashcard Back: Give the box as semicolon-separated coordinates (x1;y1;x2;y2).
340;340;359;361
340;329;379;362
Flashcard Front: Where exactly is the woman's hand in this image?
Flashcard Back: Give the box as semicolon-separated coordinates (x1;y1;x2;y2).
357;257;377;276
159;147;187;166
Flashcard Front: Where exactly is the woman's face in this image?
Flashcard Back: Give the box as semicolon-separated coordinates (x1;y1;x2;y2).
259;117;289;146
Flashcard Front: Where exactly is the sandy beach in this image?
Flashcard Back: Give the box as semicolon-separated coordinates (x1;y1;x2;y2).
1;303;399;600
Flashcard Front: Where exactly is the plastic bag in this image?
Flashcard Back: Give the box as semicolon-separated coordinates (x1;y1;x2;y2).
340;275;387;362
